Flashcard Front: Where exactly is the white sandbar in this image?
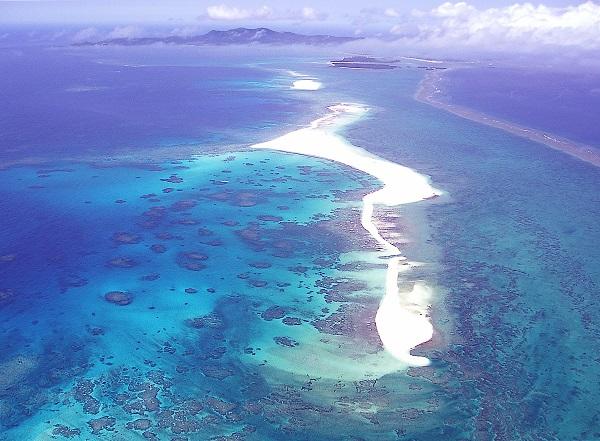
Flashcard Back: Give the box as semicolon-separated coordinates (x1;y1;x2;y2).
291;79;323;91
252;103;442;367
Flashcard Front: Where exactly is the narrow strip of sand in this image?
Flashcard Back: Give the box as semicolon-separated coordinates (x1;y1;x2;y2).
291;79;323;90
416;70;600;168
252;102;442;367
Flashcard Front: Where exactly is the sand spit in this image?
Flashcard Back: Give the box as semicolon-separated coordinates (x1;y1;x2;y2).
416;70;600;168
252;102;442;367
291;79;323;91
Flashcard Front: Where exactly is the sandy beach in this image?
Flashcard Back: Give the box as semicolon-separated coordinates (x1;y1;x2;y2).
416;70;600;168
252;98;442;367
291;79;323;90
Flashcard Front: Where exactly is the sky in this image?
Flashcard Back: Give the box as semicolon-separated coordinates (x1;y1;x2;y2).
1;1;600;56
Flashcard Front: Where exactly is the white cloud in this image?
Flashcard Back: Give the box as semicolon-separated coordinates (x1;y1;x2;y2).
72;26;99;42
431;1;476;18
206;4;274;20
205;4;325;21
384;8;400;18
106;25;143;39
301;7;318;20
388;1;600;52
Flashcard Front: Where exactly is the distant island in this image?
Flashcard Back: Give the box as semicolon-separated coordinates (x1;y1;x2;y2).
77;27;362;46
329;56;451;70
330;56;399;70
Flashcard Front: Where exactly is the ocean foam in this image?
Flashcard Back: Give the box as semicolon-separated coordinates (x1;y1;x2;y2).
252;103;442;367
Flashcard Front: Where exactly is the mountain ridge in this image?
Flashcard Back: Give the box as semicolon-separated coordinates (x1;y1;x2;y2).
77;27;362;46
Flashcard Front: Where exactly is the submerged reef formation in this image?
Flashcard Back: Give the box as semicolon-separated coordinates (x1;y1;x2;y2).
104;291;133;306
0;150;448;440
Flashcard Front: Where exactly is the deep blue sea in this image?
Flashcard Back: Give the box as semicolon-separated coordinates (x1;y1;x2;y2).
1;45;599;441
441;66;600;149
0;45;317;163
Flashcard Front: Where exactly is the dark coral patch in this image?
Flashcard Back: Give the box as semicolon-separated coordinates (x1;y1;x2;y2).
289;265;308;274
52;425;81;438
261;306;286;321
273;336;299;347
257;214;283;222
205;191;230;201
235;191;262;207
249;280;268;288
205;189;266;207
150;244;167;254
237;200;256;207
155;231;178;240
138;206;167;229
88;416;116;435
181;262;206;271
312;303;382;349
201;364;234;380
337;261;386;272
87;326;105;336
271;240;296;258
177;252;209;271
184;288;198;294
317;277;369;303
59;274;88;293
74;380;100;415
170;199;197;211
201;239;223;247
282;317;302;326
249;261;271;269
172;218;200;226
182;252;208;261
112;232;142;245
185;313;225;329
235;223;264;251
205;396;237;416
106;257;138;268
160;174;183;183
104;291;133;306
126;418;152;431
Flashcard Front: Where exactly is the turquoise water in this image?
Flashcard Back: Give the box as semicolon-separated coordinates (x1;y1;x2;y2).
2;152;424;440
1;47;600;441
309;65;600;440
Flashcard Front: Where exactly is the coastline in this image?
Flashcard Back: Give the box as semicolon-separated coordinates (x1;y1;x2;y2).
416;70;600;168
252;103;443;367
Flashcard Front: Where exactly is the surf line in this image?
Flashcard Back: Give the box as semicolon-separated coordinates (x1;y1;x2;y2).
251;103;442;367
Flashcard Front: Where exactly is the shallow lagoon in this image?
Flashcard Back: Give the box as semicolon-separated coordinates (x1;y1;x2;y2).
0;151;446;440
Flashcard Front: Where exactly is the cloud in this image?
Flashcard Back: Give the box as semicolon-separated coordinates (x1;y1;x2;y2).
106;25;143;39
384;8;400;18
72;27;99;42
301;7;322;21
205;4;326;22
388;1;600;52
206;4;274;20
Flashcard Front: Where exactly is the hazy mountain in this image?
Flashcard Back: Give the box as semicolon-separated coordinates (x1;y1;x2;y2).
79;27;361;46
